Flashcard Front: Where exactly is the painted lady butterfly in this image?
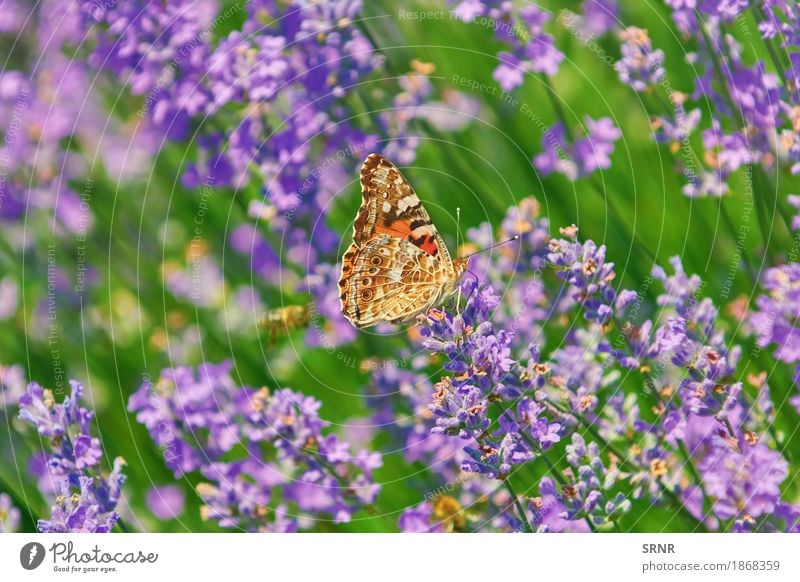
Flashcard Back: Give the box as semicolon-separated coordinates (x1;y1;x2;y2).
338;153;468;328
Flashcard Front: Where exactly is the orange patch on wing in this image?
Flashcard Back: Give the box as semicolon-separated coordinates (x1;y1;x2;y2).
376;220;413;239
418;235;439;256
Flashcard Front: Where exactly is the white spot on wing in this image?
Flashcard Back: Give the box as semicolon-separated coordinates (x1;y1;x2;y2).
412;225;433;237
397;194;419;213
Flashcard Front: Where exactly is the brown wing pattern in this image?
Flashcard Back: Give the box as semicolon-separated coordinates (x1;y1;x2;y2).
352;153;453;263
339;234;449;328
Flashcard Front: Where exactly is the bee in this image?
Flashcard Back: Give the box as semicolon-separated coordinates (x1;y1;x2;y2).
431;495;467;533
257;305;312;344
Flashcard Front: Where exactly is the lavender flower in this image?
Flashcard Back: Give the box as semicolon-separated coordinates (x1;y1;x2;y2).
615;27;666;92
38;463;126;533
18;380;126;533
424;290;505;413
398;502;443;533
546;226;617;324
130;362;381;530
0;0;28;33
146;485;186;520
564;433;629;526
449;2;563;92
698;437;787;521
0;1;155;238
697;0;750;22
410;214;800;532
0;493;20;532
529;477;591;532
0;363;26;408
81;0;381;204
651;103;702;147
749;264;800;363
416;270;600;528
534;117;621;179
547;335;609;415
362;347;518;533
734;502;800;533
580;1;619;37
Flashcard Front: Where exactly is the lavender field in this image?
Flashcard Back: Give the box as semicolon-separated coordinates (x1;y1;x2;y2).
1;0;800;534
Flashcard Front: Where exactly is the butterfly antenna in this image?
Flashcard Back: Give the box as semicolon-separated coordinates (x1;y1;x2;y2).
456;207;461;249
462;235;520;259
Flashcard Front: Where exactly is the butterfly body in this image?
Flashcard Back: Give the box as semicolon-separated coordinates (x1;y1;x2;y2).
338;154;467;328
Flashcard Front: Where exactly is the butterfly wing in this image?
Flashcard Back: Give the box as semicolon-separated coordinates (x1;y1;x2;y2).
352;153;456;267
339;234;450;328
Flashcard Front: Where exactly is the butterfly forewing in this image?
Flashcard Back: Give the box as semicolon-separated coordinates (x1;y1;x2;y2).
355;154;454;263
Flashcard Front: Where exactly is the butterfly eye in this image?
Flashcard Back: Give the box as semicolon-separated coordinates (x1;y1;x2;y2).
361;289;373;300
361;277;372;286
368;266;380;275
370;256;382;266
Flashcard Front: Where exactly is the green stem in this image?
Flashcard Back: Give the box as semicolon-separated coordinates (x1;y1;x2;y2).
752;165;790;258
502;477;534;533
650;89;676;118
751;5;788;86
540;74;575;142
696;14;739;121
676;440;714;521
718;199;758;287
0;231;16;263
588;173;657;263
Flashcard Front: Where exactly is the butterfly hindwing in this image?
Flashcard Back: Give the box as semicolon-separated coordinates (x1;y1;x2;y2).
339;234;448;327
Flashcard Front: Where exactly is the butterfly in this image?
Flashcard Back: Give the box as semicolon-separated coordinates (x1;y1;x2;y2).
338;153;468;328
